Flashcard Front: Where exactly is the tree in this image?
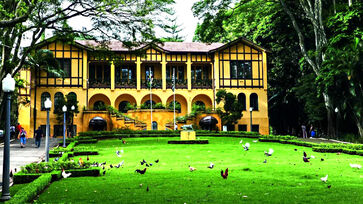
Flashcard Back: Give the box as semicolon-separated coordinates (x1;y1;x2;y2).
0;0;174;123
54;93;79;135
216;90;244;126
161;17;184;42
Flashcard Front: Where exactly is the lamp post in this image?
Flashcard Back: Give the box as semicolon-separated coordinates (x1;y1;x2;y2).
71;105;75;138
249;107;253;132
1;73;15;201
44;98;52;162
62;105;67;147
335;107;339;138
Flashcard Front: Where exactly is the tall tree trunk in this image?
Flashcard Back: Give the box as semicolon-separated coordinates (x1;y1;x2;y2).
323;93;335;138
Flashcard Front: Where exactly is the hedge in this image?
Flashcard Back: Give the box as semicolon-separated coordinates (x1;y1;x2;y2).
64;168;100;177
9;174;52;204
168;140;209;144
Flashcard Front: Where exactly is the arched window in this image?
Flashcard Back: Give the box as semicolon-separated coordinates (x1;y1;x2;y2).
94;101;106;111
193;101;205;112
54;92;64;111
118;101;130;113
168;101;181;113
41;92;51;111
250;93;258;111
67;92;77;101
238;93;246;110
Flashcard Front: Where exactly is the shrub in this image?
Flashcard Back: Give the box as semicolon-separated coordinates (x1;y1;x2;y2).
9;174;52;204
20;161;92;174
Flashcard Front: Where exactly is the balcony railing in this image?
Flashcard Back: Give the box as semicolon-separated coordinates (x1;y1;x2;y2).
142;78;162;89
192;79;212;89
166;79;187;89
89;80;111;88
115;79;136;88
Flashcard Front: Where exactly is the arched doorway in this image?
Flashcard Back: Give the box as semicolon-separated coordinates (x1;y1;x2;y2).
89;117;107;131
152;121;158;130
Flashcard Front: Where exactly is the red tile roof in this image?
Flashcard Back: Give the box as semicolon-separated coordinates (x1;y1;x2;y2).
75;40;224;52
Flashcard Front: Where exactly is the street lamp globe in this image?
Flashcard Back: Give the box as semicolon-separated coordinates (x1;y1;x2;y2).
44;98;52;109
71;105;75;111
2;73;15;92
249;107;253;112
62;105;67;112
335;107;338;113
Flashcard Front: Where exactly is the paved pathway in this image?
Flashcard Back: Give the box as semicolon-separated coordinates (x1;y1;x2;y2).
0;137;60;184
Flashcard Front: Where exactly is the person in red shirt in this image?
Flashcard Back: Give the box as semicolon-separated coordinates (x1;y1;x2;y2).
16;123;22;138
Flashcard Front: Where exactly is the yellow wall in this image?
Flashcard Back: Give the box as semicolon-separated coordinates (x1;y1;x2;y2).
19;39;269;137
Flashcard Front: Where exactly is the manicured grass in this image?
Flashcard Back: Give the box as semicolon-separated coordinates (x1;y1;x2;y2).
35;137;362;203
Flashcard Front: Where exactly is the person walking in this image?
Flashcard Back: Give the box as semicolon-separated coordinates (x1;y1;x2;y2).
34;126;43;148
301;125;307;139
10;125;16;139
18;127;27;148
16;123;22;138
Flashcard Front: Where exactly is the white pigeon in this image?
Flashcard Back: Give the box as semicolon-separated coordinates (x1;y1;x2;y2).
349;163;362;169
116;150;122;157
115;160;124;168
239;140;243;144
320;175;328;183
311;155;315;159
62;169;72;178
253;140;258;143
208;162;214;169
120;149;124;154
264;148;274;156
242;143;250;151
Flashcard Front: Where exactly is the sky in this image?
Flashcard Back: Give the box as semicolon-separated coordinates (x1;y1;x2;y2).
65;0;199;42
166;0;199;42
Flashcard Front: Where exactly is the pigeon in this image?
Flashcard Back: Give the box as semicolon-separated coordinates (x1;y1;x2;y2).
303;152;310;162
264;149;274;156
242;143;250;151
327;185;331;189
102;170;106;175
115;160;124;168
100;161;106;166
149;163;153;166
141;159;147;165
221;168;228;179
116;150;122;157
349;163;362;169
135;168;147;174
239;140;243;144
263;159;267;163
110;164;113;168
54;157;59;162
253;140;258;143
9;170;13;178
189;166;197;172
311;155;315;159
120;149;124;154
320;175;328;183
14;168;17;173
62;169;72;178
122;140;126;144
146;186;149;192
294;148;297;151
155;159;159;163
208;162;214;169
321;158;325;161
146;163;150;167
87;155;89;161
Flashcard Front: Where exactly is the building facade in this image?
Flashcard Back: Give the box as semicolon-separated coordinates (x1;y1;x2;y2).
18;37;269;137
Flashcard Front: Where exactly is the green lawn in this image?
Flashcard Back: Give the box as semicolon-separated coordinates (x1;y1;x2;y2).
35;137;362;203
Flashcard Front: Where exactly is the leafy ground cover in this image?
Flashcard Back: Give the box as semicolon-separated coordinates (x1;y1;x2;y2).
35;137;362;203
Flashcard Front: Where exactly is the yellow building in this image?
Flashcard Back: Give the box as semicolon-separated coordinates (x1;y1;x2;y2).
18;37;269;137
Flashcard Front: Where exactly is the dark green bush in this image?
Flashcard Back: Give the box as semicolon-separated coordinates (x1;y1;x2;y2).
9;174;52;204
20;161;92;174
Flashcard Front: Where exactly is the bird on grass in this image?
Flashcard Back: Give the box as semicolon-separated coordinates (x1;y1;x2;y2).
102;170;106;175
239;140;243;144
14;168;17;173
54;157;59;162
87;155;89;161
62;169;72;178
253;140;258;143
146;163;150;167
320;175;328;183
310;155;315;159
100;161;106;166
189;165;197;172
303;152;310;163
9;170;13;178
208;162;214;169
242;143;250;151
78;158;84;167
221;168;228;179
321;158;325;162
115;160;124;168
140;159;147;165
146;186;149;192
294;149;297;151
263;159;267;163
110;164;113;168
349;163;362;169
116;150;122;158
264;149;274;156
155;159;159;163
122;140;126;144
135;168;147;174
